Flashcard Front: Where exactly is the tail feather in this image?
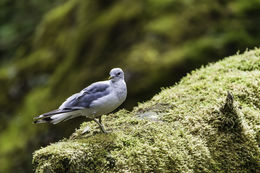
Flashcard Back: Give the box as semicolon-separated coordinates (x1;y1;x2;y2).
34;109;82;124
34;109;77;120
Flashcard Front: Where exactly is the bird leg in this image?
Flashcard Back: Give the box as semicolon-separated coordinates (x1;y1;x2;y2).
98;116;102;124
82;126;91;134
93;118;107;133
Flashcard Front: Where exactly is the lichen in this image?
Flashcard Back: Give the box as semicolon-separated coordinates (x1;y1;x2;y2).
33;49;260;172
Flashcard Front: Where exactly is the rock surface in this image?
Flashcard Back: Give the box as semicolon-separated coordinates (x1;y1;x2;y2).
33;49;260;172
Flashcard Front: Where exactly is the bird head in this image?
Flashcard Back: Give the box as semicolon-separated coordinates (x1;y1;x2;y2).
109;68;124;82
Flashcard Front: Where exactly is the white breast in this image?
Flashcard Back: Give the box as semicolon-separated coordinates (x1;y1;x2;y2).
86;80;127;118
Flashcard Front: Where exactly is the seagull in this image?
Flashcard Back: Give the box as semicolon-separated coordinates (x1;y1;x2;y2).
34;68;127;133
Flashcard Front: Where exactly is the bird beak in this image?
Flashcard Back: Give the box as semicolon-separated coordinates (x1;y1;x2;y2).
108;76;114;80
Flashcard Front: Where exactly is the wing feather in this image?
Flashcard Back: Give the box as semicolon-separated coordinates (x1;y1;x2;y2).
59;81;110;109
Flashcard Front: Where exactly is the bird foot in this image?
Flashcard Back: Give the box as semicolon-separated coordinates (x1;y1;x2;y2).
82;126;91;134
93;118;108;133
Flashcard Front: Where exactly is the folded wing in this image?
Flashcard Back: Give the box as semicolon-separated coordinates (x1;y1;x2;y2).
34;82;110;124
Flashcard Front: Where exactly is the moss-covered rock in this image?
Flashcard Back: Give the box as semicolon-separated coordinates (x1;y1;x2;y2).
33;49;260;172
1;0;260;172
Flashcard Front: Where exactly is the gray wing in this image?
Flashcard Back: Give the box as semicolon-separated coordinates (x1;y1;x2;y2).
59;82;110;109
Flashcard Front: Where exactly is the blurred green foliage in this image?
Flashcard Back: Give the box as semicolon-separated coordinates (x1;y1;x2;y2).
0;0;260;172
0;0;65;62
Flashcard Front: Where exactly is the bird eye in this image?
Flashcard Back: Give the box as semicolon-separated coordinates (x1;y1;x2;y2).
117;72;121;76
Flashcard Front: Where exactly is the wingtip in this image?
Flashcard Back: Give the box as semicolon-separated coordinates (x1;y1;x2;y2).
33;119;47;124
33;114;44;120
33;115;46;124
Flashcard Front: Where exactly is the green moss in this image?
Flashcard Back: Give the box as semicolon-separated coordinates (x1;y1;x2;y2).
33;49;260;172
2;0;260;172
